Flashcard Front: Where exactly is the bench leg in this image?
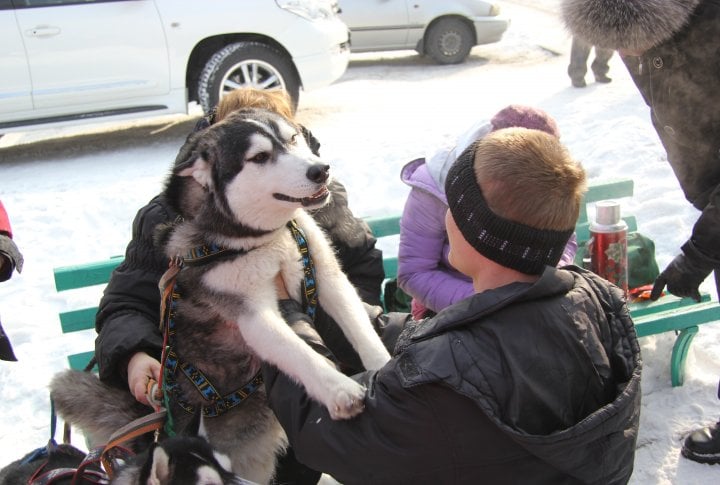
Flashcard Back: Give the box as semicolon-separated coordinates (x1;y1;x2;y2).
671;326;699;387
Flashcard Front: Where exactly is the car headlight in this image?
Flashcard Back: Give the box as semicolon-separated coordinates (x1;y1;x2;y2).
275;0;338;21
489;3;502;16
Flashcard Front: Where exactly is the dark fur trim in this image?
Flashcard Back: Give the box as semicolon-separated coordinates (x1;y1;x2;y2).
561;0;701;50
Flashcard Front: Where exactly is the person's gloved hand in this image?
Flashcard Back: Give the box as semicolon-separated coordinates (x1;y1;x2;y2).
650;240;719;302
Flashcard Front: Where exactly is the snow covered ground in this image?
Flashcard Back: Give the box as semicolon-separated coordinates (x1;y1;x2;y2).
1;1;719;483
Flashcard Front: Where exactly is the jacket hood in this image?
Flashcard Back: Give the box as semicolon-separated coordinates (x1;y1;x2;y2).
424;120;493;191
561;0;701;51
400;158;446;202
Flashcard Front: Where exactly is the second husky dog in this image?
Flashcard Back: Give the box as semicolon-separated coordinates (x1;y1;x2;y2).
51;108;391;483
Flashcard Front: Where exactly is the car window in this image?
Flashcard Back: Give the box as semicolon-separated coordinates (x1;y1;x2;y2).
1;0;12;9
12;0;125;8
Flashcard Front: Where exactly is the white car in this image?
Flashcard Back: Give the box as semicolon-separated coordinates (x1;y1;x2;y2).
339;0;510;64
0;0;350;133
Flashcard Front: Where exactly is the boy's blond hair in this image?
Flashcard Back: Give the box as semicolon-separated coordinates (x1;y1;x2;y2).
473;127;587;231
214;88;294;122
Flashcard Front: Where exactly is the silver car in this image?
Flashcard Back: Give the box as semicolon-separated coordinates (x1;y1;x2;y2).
339;0;510;64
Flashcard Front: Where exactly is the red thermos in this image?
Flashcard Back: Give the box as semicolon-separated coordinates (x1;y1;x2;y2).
589;200;628;295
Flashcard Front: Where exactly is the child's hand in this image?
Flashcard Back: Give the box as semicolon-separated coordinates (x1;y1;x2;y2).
127;351;161;406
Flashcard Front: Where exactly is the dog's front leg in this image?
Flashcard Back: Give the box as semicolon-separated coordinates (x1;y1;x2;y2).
294;212;391;370
238;305;366;420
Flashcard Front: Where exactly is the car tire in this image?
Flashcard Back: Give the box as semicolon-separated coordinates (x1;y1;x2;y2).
197;42;300;114
425;18;474;65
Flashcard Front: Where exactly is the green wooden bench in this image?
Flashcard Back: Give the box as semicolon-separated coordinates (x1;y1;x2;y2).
54;179;719;386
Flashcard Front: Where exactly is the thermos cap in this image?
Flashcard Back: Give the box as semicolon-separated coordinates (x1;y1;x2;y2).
596;200;621;225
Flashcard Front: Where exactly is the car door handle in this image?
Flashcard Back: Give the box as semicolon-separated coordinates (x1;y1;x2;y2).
26;25;61;38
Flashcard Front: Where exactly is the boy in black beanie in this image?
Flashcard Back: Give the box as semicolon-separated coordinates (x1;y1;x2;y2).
265;128;642;484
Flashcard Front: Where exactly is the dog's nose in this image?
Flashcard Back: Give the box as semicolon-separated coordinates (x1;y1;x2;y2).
306;163;330;183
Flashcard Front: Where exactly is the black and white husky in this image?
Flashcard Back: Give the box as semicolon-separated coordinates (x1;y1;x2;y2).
50;108;390;483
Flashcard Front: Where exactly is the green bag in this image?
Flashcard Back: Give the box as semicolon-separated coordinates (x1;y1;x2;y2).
574;231;660;289
382;279;412;313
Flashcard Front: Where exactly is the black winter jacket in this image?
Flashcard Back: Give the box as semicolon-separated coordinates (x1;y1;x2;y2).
265;266;642;484
621;0;720;261
95;183;385;388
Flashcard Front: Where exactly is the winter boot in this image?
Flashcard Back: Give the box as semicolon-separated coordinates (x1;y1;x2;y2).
681;421;720;464
595;74;612;83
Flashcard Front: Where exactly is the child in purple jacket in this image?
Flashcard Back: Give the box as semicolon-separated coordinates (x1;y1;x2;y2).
398;105;578;318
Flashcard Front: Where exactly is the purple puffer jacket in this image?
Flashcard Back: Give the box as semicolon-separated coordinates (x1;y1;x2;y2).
398;158;578;315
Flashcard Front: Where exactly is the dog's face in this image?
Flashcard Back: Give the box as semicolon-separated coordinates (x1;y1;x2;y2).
175;108;331;230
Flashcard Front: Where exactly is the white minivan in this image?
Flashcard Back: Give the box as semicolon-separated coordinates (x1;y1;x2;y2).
0;0;350;133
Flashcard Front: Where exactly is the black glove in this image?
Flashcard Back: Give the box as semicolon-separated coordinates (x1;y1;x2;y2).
0;234;24;283
650;240;720;302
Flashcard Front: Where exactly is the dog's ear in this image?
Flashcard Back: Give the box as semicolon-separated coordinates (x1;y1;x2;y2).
179;407;204;438
177;154;214;190
148;445;171;484
174;132;216;190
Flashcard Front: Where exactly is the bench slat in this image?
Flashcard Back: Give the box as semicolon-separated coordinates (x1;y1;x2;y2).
629;293;711;317
54;256;124;292
634;302;720;337
364;215;401;239
67;351;96;371
59;307;98;333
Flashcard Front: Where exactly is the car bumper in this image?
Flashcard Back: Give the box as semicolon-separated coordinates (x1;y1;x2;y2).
472;15;511;45
294;39;350;90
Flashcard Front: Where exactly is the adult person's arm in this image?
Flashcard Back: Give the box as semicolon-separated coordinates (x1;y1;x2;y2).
94;196;172;395
651;185;720;301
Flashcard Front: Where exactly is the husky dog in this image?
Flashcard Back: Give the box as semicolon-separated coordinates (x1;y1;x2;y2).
113;412;254;485
51;108;390;483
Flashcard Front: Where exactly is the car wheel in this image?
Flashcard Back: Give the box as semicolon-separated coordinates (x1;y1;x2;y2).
197;42;300;114
425;18;474;65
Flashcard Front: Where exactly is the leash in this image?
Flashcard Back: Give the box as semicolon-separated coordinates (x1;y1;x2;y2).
25;400;110;485
98;409;167;480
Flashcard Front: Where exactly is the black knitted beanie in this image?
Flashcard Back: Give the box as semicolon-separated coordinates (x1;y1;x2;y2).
445;144;574;275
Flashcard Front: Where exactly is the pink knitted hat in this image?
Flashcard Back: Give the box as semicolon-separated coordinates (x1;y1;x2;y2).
490;105;560;138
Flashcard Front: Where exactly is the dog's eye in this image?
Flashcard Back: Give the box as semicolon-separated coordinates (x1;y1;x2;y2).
290;134;298;145
249;152;270;164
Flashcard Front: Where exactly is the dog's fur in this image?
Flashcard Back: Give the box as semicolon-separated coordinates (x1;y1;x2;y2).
50;108;390;483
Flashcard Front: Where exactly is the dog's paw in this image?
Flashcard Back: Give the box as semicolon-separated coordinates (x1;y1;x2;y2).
326;379;366;420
